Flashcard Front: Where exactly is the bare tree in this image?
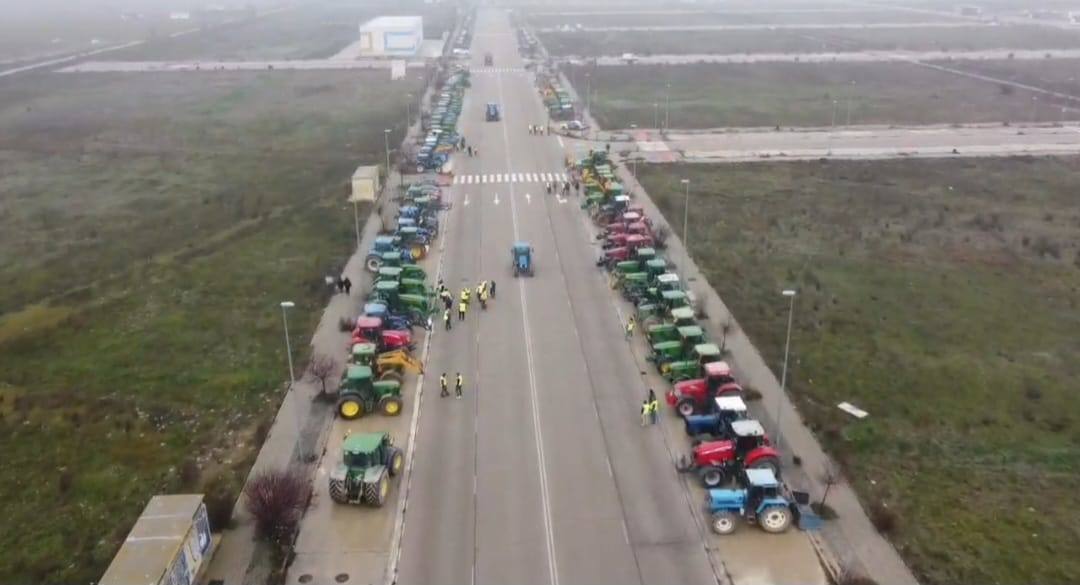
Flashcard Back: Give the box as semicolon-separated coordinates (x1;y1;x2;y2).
718;319;735;354
306;354;338;398
244;469;311;543
819;460;842;507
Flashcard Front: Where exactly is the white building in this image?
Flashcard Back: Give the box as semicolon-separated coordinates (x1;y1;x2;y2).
358;16;424;57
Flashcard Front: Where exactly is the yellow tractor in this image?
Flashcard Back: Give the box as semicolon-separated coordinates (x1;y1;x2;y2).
350;342;424;384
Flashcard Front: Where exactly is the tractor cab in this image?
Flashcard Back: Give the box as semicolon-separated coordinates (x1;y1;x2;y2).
730;420;771;456
683;395;749;440
661;289;689;310
663;343;722;383
486;102;501;122
619;272;649;298
626;234;653;251
621;211;642;224
645;258;669;280
350;315;412;353
670;306;696;327
512;241;534;276
635;247;656;262
667;360;743;416
646;322;679;343
336;365;404;419
398;264;428;282
614;259;642;274
656;273;681;292
376;266;404;283
649;340;684;366
350;342;377;366
369;280;401;303
678;325;707;350
627;221;651;237
397;217;417;230
399;277;434;297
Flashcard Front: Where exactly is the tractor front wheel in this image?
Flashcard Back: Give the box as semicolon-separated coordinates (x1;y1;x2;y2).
379;370;404;384
699;467;726;488
379;395;404;416
329;478;348;504
711;511;738;535
676;398;696;418
758;505;793;534
387;446;404;477
337;395;365;420
365;255;383;273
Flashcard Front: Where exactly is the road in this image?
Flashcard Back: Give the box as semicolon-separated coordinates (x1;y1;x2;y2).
536;21;992;32
583;48;1080;65
395;11;719;585
650;125;1080;162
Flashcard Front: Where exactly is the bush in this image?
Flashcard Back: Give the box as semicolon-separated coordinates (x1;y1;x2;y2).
203;474;237;531
179;459;201;489
244;469;311;543
743;386;763;401
869;500;898;534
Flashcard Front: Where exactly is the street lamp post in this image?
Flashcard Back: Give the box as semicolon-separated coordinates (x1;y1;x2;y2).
680;178;690;264
664;83;671;131
653;102;659;130
1030;95;1039;123
406;93;413;128
383;129;392;183
351;199;361;249
831;99;839;129
775;290;797;452
280;301;296;386
585;73;592;114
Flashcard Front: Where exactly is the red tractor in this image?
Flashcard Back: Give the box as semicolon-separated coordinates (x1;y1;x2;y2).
666;361;743;417
600;234;655;264
676;419;781;488
349;316;414;353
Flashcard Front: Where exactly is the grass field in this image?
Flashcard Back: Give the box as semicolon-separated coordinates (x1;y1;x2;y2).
539;24;1080;56
937;57;1080;100
568;62;1078;128
0;69;422;584
638;157;1080;585
528;9;954;28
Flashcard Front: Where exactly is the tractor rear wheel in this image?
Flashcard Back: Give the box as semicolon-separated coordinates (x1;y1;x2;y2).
699;467;726;488
365;255;382;273
337;395;365;420
748;455;782;478
379;395;404;416
676;398;696;418
387;447;404;477
329;478;348;504
711;511;738;535
363;475;390;507
758;505;793;534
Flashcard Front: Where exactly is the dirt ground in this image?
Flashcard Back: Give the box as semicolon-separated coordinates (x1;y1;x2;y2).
0;68;421;584
567;61;1077;129
637;157;1080;585
528;8;955;28
934;57;1080;100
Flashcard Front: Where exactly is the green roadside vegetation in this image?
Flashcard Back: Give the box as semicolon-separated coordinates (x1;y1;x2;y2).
638;157;1080;585
0;68;423;583
569;62;1077;128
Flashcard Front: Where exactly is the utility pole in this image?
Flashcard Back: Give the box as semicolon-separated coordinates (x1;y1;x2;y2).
775;290;797;452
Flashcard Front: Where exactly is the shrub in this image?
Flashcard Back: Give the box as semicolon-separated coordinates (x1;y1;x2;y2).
179;459;201;489
244;469;311;543
869;500;898;534
204;473;237;531
743;386;763;401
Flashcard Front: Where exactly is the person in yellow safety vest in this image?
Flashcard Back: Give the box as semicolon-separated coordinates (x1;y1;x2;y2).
440;373;449;397
458;299;467;321
460;287;470;305
648;389;660;425
625;316;636;340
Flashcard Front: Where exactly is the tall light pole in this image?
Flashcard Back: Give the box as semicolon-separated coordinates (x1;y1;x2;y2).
351;199;361;249
680;178;690;264
1030;95;1039;123
280;301;296;386
775;289;797;452
383;128;392;186
653;102;659;130
664;82;671;131
830;99;839;129
585;72;592;114
406;93;413;128
846;80;856;126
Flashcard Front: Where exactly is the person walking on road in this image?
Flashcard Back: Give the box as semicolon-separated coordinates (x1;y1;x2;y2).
443;308;452;331
458;299;467;321
455;372;464;399
341;276;352;295
648;389;659;425
440;373;449;397
467;145;473;157
460;287;470;306
489;280;496;299
479;286;489;310
640;399;650;427
441;290;453;310
625;316;636;340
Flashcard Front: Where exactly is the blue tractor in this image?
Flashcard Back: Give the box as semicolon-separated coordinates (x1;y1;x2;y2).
684;396;750;444
706;468;821;535
486;102;501;122
512;241;534;277
365;236;415;273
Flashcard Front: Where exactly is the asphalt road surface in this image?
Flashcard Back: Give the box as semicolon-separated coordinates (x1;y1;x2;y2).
395;11;722;585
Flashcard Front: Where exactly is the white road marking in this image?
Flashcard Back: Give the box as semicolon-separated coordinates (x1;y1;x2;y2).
525;193;531;204
497;68;559;585
464;193;470;206
557;136;564;147
493;193;500;205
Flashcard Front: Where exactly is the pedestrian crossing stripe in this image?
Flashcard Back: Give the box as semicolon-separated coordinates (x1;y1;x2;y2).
469;67;526;73
452;172;569;185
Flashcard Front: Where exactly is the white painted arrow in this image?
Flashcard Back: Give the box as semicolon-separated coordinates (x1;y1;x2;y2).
525;193;531;204
493;193;500;205
556;194;567;204
463;193;470;206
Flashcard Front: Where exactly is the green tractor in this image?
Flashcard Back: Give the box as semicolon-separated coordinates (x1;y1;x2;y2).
646;322;680;344
664;343;724;383
328;432;404;507
648;326;708;373
369;281;437;325
336;365;404;419
376;265;429;285
399;277;436;298
670;306;697;327
645;258;669;280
